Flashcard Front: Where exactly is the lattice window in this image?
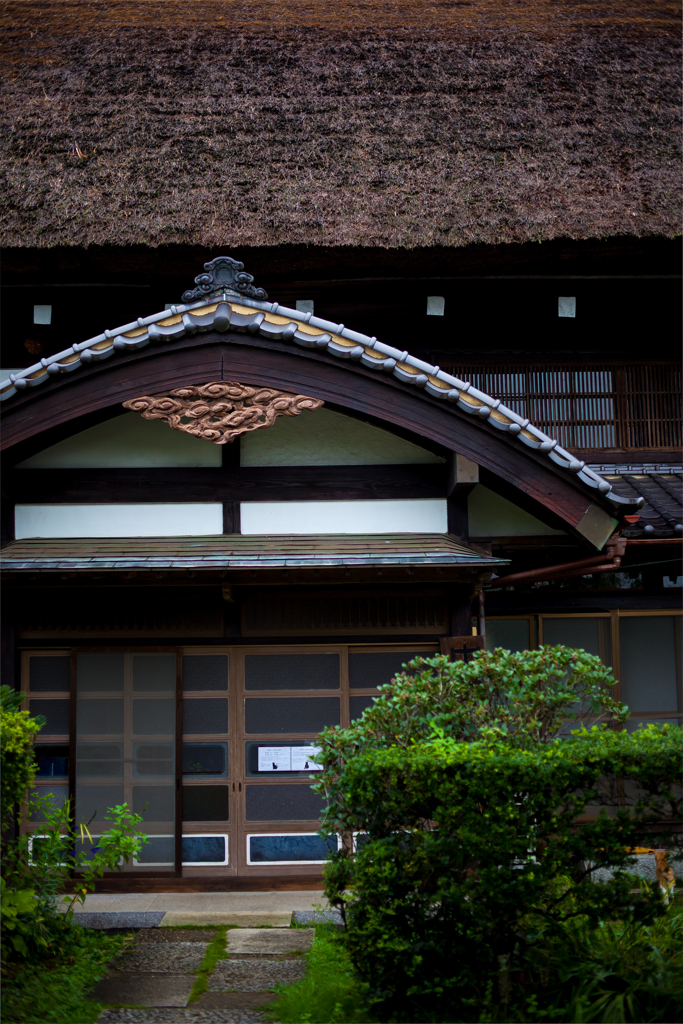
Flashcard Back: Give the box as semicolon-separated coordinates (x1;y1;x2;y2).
443;364;681;451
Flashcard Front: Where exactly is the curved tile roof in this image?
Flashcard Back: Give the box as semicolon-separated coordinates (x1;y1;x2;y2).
0;274;642;513
588;465;682;538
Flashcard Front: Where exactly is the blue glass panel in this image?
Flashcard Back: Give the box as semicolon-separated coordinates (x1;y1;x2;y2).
136;836;175;864
249;834;337;863
34;745;69;778
182;835;226;863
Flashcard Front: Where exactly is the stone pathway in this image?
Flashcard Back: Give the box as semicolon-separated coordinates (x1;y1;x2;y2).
93;926;315;1024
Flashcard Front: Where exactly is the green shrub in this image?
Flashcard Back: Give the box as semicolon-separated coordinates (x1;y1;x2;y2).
1;686;43;822
2;792;149;945
516;903;683;1023
320;728;682;1022
316;647;626;771
1;918;126;1024
314;649;681;1023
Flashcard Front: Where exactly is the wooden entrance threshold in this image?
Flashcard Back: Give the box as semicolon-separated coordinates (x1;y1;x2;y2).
86;874;325;893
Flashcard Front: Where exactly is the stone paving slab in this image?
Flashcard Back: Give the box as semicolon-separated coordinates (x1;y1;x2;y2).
75;912;167;930
161;911;291;928
139;929;217;944
98;1010;267;1023
226;928;314;956
115;941;208;973
90;972;195;1008
208;957;307;991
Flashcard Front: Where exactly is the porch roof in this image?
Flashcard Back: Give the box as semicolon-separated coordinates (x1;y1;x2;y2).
0;533;506;573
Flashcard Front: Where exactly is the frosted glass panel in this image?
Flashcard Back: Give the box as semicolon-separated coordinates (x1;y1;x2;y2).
133;699;175;735
349;652;424;689
30;699;70;734
75;653;175;871
133;655;176;691
29;657;70;692
486;620;530;653
245;697;340;734
75;785;124;823
245;654;339;690
183;699;228;735
132;786;175;822
350;695;377;721
619;617;680;713
77;699;123;735
29;786;69;821
246;785;324;821
136;837;175;865
542;617;611;664
183;656;228;692
77;654;124;692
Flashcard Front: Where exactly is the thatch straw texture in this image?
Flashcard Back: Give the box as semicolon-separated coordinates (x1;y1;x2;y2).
1;1;680;250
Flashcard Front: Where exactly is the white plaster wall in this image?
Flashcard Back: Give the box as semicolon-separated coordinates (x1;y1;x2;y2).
468;485;565;537
240;408;444;466
17;413;222;468
15;504;223;538
240;499;448;535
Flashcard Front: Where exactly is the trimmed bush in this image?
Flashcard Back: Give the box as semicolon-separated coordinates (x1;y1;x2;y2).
315;651;682;1022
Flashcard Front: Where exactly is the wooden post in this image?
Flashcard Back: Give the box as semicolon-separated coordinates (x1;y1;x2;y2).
446;453;479;543
439;636;486;661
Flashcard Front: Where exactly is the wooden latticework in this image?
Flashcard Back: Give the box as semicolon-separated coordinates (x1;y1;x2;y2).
442;363;681;451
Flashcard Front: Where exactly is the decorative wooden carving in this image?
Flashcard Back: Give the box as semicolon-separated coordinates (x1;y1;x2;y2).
123;382;324;444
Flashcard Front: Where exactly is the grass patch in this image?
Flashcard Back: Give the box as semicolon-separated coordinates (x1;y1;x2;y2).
187;925;229;1003
2;926;127;1024
268;925;373;1024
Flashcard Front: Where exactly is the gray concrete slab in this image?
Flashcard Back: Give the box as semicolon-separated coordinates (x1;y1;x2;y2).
90;971;195;1007
160;911;290;928
98;1010;267;1023
209;957;306;991
74;891;325;915
226;928;314;956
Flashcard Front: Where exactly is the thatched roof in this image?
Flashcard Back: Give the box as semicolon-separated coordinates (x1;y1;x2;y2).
1;1;680;251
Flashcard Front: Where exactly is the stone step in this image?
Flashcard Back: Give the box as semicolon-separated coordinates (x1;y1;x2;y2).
160;910;292;928
226;927;314;955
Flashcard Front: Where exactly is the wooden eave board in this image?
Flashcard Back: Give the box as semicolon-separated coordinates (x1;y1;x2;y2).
0;533;506;571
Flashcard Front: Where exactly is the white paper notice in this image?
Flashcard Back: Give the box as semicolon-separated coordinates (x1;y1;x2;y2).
258;747;292;772
291;746;323;772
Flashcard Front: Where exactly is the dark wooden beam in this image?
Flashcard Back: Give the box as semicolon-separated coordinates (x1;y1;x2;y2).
5;465;446;503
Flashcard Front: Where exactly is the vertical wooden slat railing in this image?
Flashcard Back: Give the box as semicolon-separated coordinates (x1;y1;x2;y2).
442;363;681;451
